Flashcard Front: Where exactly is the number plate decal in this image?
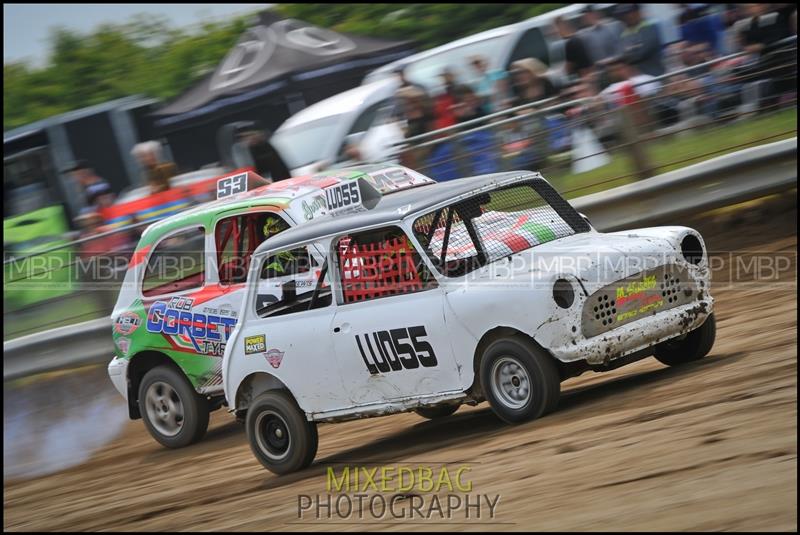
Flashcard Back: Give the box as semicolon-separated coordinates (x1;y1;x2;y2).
217;172;248;199
324;181;362;214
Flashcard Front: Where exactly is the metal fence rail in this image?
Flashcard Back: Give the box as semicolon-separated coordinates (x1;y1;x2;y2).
4;137;796;380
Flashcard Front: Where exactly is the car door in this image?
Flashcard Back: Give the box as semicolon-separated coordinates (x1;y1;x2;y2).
232;241;352;414
328;225;462;406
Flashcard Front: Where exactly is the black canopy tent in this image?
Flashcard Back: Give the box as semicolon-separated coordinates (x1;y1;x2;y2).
152;11;414;172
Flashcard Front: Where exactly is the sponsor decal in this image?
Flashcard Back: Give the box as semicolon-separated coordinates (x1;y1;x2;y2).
198;362;224;392
116;337;131;357
245;334;267;355
355;325;438;375
114;312;141;335
301;195;327;221
615;275;658;306
265;348;285;369
146;297;237;356
614;275;664;322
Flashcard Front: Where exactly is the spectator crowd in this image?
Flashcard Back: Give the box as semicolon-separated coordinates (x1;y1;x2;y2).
390;3;797;179
64;3;799;226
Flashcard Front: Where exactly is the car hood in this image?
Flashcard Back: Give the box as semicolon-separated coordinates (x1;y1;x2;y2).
464;228;687;296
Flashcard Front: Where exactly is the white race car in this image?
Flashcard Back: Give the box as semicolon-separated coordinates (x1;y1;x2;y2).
222;170;716;474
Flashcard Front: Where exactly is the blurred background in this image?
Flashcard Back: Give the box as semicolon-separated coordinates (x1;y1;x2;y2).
3;4;797;530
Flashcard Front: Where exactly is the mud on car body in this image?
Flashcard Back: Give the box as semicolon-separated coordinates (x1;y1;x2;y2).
223;170;716;474
106;165;436;448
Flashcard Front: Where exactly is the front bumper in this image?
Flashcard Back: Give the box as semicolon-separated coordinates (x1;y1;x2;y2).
107;357;129;400
548;297;714;366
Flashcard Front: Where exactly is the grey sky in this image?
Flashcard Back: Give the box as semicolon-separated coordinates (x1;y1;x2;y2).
4;4;272;66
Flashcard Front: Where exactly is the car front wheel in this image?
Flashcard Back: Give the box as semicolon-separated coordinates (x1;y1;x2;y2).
246;391;318;475
480;335;561;424
655;312;716;366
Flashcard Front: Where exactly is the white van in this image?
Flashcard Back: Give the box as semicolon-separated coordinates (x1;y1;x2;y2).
363;5;587;91
364;3;681;91
270;78;402;176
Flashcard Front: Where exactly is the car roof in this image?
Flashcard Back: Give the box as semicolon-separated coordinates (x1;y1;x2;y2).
139;165;435;240
254;170;542;254
141;175;317;233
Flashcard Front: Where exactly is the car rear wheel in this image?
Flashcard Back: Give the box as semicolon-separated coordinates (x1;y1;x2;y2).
246;391;318;475
480;335;560;424
415;404;459;420
655;312;716;366
138;365;209;448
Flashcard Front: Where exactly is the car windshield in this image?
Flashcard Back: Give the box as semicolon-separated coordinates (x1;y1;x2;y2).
412;180;587;277
271;116;342;169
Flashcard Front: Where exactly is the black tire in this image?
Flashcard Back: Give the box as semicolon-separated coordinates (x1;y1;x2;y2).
479;335;561;424
655;312;716;366
138;365;209;448
415;404;459;420
246;391;318;475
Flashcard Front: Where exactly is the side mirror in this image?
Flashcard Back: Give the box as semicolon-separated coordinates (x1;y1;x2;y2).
456;194;489;219
281;280;297;303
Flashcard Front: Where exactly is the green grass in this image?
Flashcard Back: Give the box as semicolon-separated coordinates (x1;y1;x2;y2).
547;108;797;198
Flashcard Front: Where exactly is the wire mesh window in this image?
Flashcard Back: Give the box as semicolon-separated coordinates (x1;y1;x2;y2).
336;226;438;304
413;181;587;277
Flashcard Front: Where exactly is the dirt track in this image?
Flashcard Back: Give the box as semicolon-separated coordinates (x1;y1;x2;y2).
4;201;797;531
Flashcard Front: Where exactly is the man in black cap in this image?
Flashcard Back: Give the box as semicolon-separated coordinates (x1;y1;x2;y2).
616;3;666;76
62;159;116;211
